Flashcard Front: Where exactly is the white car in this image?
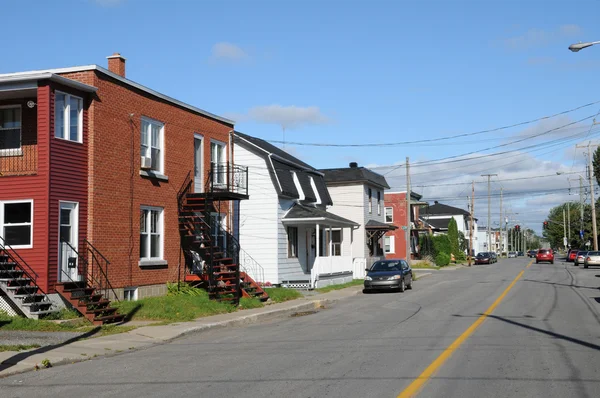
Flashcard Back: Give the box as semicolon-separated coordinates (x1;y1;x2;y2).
508;251;517;258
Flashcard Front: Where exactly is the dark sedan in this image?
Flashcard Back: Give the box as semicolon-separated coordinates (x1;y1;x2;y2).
364;259;413;292
475;252;492;264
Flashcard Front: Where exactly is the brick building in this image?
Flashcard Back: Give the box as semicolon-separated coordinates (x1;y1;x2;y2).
0;53;246;317
383;191;426;260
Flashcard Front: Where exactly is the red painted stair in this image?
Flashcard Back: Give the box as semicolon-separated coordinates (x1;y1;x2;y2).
55;281;125;325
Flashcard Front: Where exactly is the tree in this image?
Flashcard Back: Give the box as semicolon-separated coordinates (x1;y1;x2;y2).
593;147;600;187
447;218;459;256
458;231;467;252
544;202;594;249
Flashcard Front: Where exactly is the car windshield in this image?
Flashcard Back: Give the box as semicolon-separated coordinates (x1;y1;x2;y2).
538;250;550;254
370;260;403;271
588;251;600;256
477;253;489;257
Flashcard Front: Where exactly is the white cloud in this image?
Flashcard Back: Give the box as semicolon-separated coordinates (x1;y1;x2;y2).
210;42;249;63
500;24;583;50
232;105;331;129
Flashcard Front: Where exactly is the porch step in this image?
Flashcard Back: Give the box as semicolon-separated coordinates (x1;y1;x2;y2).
55;283;125;326
93;313;126;325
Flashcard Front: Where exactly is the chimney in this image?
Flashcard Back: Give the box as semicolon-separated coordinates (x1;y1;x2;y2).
349;162;358;168
107;53;126;77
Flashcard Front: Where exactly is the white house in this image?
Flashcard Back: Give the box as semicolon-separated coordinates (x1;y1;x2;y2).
319;163;397;279
419;201;478;255
234;132;358;289
476;227;508;254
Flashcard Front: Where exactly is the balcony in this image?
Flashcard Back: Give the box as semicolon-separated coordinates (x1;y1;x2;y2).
207;162;249;200
0;103;37;177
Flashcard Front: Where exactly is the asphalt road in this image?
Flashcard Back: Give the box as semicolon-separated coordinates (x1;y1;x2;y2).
2;258;600;398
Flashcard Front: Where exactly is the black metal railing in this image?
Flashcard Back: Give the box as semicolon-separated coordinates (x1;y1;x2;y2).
0;235;44;292
0;137;38;177
59;239;119;301
207;162;248;197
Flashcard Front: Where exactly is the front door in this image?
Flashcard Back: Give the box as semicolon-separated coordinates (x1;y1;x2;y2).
306;228;316;272
59;202;80;282
194;135;203;193
210;141;226;188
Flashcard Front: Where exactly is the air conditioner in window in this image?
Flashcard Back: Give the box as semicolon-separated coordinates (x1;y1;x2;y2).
140;156;153;170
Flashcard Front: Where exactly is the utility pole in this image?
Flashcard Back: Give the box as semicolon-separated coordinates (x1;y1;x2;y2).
580;176;585;245
567;202;571;246
577;143;598;250
563;207;567;250
469;181;474;266
406;157;411;264
482;174;497;253
499;188;503;255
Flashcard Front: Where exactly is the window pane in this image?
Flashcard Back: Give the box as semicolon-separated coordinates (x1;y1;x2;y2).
150;210;158;233
151;235;160;257
151;147;160;170
140;234;148;258
151;124;160;147
55;94;65;138
140;210;147;233
5;225;31;246
332;230;341;243
4;203;31;224
60;226;71;242
0;129;21;150
69;97;81;141
60;208;71;225
141;121;149;146
0;108;21;129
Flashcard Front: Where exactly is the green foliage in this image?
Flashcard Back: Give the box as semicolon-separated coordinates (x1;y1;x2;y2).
435;252;450;267
314;279;364;293
239;297;264;309
432;235;452;256
447;218;460;256
458;231;467;252
43;308;81;320
0;344;40;352
263;287;303;302
166;282;205;296
456;252;467;262
419;235;435;257
594;147;600;188
543;202;594;249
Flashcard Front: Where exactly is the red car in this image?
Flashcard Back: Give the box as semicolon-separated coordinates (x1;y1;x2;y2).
536;249;555;264
567;249;578;262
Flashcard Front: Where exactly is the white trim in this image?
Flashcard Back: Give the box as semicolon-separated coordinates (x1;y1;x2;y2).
140;206;164;261
309;176;322;205
384;235;395;254
0;72;97;93
0;199;34;249
0;66;231;124
0;104;22;153
385;207;394;223
194;133;204;193
58;201;79;281
140;116;165;174
54;91;83;143
291;172;305;201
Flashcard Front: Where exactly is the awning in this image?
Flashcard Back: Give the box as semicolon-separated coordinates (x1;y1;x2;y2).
365;219;398;230
283;204;359;228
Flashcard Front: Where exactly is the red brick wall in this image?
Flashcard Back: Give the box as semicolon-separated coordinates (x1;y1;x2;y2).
58;70;234;290
384;192;408;259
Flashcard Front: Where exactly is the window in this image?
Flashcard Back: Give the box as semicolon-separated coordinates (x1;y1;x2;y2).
0;106;21;154
368;188;372;214
377;191;381;215
55;92;83;142
326;229;342;256
141;118;164;173
384;235;395;254
287;226;298;258
210;141;226;186
124;287;138;301
385;207;393;223
140;206;163;260
1;200;33;248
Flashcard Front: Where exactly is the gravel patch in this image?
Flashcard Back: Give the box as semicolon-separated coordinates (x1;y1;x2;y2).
0;331;85;348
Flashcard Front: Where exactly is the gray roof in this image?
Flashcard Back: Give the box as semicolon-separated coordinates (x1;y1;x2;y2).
283;204;358;227
423;202;470;218
420;217;449;230
365;219;397;230
234;131;333;205
320;166;390;189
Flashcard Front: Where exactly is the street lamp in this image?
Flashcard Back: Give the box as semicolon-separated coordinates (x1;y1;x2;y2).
568;41;600;52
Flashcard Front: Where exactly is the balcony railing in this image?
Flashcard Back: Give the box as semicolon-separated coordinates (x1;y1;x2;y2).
0;144;37;177
207;162;248;198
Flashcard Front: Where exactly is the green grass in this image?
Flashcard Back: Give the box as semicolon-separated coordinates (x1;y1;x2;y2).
238;297;265;309
112;290;236;322
315;279;364;293
410;262;441;270
0;344;41;352
0;311;90;332
264;287;303;303
42;308;82;320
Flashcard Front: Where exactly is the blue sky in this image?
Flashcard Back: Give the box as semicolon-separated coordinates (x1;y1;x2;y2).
3;0;600;232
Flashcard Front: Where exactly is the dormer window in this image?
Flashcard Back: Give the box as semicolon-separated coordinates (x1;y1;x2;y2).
291;171;305;201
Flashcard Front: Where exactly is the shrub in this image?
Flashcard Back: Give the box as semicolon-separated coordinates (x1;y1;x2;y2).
435;253;451;267
432;235;452;257
456;252;467;262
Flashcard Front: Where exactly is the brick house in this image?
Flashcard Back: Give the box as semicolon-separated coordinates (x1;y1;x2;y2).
0;54;251;321
383;191;427;260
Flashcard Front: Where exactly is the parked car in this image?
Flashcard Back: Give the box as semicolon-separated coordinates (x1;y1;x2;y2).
584;251;600;269
364;259;413;292
490;252;498;263
575;251;589;266
536;249;554;264
475;252;492;264
527;250;537;258
567;249;578;262
518;251;524;257
508;251;517;258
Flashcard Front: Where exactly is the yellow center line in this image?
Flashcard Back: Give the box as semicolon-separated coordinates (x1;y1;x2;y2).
397;259;534;398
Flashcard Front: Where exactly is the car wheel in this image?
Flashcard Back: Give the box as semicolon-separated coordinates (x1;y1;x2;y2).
407;276;413;290
551;261;554;264
536;260;539;264
399;278;405;292
584;264;589;269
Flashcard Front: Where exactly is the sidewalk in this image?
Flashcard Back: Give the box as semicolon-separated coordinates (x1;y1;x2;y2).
0;272;433;378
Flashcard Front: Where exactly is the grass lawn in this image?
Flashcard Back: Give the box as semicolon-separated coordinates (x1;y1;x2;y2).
0;344;40;352
264;287;303;303
315;279;364;293
411;264;441;270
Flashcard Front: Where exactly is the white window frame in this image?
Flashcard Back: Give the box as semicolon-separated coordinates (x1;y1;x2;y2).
139;206;164;261
327;228;342;256
368;188;372;214
210;140;227;187
123;287;138;301
385;207;393;223
384;235;395;254
54;91;83;143
377;191;381;215
140;117;165;174
287;226;298;258
0;105;22;156
0;199;34;249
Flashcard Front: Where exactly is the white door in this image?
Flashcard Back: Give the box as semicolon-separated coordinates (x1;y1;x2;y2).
59;202;80;282
210;141;226;187
194;135;203;193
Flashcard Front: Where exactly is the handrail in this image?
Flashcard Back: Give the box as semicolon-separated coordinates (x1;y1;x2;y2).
239;248;265;285
0;235;40;283
206;162;248;196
